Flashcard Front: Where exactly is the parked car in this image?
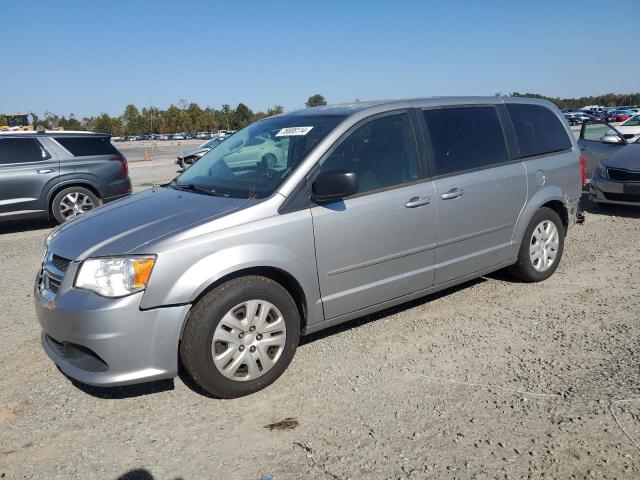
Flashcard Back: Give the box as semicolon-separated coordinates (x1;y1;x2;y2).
578;121;640;177
616;115;640;143
35;97;582;398
563;113;580;126
176;136;228;170
590;144;640;206
0;131;131;223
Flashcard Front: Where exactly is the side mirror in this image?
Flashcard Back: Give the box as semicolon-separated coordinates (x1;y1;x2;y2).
601;135;625;145
311;170;358;203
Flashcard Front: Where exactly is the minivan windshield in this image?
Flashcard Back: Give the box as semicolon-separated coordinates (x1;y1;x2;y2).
173;114;345;198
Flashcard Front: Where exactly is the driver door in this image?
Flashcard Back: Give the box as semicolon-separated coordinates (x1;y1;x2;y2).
310;112;437;320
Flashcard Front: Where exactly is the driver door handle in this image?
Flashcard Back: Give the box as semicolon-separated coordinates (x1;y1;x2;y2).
441;188;464;200
405;196;431;208
579;146;588;151
37;168;55;174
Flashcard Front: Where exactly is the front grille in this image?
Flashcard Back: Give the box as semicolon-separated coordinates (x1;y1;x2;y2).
603;192;640;203
37;250;69;297
608;168;640;182
45;274;61;293
51;255;71;272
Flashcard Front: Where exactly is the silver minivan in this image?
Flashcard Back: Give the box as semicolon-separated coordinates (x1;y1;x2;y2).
35;97;582;398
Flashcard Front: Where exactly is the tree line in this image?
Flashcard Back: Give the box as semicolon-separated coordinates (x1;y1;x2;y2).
6;92;639;135
7;94;328;136
508;92;640;110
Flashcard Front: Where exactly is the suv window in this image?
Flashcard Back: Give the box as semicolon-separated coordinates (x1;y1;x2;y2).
54;136;120;156
320;113;421;194
422;106;508;176
581;123;619;142
506;104;572;157
0;137;50;164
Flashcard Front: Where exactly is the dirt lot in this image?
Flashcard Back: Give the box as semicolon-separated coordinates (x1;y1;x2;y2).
1;162;639;479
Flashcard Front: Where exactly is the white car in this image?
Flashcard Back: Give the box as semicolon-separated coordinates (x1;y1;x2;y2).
616;115;640;143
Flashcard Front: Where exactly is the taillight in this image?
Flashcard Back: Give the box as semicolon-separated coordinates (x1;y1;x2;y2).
111;155;128;177
579;154;587;188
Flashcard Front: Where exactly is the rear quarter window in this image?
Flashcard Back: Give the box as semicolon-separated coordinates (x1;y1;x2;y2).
54;136;120;156
506;104;572;158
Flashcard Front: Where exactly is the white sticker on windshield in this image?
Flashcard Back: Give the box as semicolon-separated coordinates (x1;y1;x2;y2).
275;126;314;137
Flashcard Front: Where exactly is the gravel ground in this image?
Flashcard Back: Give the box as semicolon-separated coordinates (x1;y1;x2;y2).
1;163;639;479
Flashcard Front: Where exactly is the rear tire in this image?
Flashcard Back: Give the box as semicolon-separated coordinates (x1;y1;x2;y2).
508;207;565;282
180;275;300;398
51;186;101;224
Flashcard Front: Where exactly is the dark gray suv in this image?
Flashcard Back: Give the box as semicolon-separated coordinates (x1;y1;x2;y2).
0;131;132;224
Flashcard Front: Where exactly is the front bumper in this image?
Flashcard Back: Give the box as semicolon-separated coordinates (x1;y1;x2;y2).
35;269;190;387
590;172;640;206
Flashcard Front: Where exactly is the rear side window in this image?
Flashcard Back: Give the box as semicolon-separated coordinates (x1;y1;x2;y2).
54;136;120;156
0;138;50;164
506;104;572;158
422;106;508;176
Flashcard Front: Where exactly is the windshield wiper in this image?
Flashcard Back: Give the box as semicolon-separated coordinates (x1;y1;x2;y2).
172;182;220;197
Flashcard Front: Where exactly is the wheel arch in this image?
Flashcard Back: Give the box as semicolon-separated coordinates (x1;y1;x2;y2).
179;266;310;340
47;180;102;215
512;186;570;253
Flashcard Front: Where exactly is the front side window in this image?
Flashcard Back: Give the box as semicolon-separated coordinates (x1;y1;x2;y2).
422;106;508;176
176;114;345;198
319;113;421;194
0;138;50;164
506;104;572;158
581;123;619;142
622;115;640;126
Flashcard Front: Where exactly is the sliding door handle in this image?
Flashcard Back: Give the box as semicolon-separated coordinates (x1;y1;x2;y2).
441;188;464;200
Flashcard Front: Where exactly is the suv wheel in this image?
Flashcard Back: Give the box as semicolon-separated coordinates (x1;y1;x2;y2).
51;187;101;223
509;207;565;282
180;275;300;398
51;187;102;223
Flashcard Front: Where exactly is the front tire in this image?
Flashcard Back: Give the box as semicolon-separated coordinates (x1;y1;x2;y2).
508;207;565;282
180;276;300;398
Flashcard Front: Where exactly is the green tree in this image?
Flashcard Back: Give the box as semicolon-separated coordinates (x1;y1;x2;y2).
233;103;254;129
93;113;113;133
0;115;7;127
122;104;142;135
305;94;327;108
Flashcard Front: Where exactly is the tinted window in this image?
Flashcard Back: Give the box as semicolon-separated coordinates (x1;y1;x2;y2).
320;113;421;194
581;123;619;141
0;138;50;164
55;136;120;156
506;104;572;158
422;106;508;176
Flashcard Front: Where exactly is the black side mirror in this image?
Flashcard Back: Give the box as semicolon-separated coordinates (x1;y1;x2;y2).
311;170;358;203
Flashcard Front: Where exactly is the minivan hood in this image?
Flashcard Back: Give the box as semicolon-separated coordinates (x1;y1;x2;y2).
602;144;640;171
48;187;254;260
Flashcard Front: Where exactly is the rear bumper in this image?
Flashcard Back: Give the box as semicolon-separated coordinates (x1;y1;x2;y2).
35;282;190;387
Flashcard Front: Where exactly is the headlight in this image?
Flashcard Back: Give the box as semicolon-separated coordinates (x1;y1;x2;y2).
75;256;156;298
595;165;608;178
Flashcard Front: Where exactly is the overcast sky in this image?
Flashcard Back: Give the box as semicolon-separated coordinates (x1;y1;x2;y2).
1;0;638;117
